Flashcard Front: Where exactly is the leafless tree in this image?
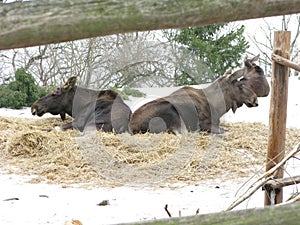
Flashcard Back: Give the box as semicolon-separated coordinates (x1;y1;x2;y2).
99;31;175;88
0;29;211;89
0;31;175;88
247;14;300;76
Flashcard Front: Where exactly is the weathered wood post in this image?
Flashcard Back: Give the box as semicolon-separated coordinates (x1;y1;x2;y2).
265;31;290;205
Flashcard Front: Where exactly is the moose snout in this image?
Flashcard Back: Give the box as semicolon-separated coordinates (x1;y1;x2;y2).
31;106;37;115
250;102;258;107
31;105;45;116
245;98;258;108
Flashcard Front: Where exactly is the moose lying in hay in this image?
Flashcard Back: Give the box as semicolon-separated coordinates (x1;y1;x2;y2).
31;77;132;133
129;55;269;134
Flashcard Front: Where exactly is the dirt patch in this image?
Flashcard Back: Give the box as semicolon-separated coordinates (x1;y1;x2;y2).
0;116;299;187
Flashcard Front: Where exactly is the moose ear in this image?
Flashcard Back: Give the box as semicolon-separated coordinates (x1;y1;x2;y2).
63;76;77;89
251;54;260;63
227;68;245;82
245;54;260;68
223;67;232;77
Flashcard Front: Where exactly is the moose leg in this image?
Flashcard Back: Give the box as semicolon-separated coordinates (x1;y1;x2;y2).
209;125;226;134
54;122;73;131
60;112;66;121
211;117;228;134
199;119;226;134
206;120;228;134
60;122;74;131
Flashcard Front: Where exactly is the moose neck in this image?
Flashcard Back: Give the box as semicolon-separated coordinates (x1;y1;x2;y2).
203;80;233;119
62;86;77;116
69;86;100;117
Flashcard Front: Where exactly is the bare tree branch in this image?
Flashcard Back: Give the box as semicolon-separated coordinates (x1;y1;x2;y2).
24;45;48;70
226;142;300;211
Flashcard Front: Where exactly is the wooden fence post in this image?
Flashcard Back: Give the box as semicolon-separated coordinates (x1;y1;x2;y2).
265;31;290;205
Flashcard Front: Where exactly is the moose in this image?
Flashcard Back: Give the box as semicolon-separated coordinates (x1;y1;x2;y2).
31;77;132;133
129;55;269;134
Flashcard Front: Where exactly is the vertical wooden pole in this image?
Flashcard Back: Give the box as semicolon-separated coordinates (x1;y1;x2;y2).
265;31;290;205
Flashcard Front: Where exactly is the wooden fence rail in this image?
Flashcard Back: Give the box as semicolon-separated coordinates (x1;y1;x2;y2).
2;0;300;50
272;54;300;72
263;175;300;190
123;202;300;225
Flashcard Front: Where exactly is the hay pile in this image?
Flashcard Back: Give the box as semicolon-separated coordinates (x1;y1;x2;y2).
0;117;97;186
0;116;299;187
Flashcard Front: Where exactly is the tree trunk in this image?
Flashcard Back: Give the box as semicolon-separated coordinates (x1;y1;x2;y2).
1;0;300;50
126;202;300;225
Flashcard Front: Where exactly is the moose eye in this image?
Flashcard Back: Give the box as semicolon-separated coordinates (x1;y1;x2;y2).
51;87;61;96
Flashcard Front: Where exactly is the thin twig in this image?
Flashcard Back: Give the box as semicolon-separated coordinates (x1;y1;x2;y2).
226;172;275;211
259;143;300;183
164;204;172;218
276;192;300;206
226;142;300;211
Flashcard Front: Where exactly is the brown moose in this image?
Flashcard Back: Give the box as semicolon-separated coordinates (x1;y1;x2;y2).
129;55;269;134
31;77;132;133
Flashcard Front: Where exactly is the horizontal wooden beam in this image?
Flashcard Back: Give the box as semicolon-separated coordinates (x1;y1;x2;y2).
1;0;300;50
272;53;300;72
124;202;300;225
263;175;300;190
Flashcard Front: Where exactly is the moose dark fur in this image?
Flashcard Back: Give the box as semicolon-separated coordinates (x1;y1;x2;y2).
31;77;132;133
239;55;270;97
129;55;268;134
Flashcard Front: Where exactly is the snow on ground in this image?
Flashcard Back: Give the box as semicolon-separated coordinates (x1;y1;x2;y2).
0;77;300;225
0;172;265;225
